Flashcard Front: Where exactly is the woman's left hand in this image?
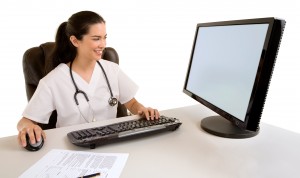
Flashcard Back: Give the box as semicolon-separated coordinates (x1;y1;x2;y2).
125;98;160;120
137;107;160;120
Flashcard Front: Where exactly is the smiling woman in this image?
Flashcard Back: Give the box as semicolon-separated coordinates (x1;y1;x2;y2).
16;10;160;150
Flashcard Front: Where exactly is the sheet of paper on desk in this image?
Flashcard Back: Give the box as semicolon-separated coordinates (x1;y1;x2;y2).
19;149;128;178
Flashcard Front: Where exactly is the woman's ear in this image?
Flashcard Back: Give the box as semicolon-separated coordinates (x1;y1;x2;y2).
70;35;79;47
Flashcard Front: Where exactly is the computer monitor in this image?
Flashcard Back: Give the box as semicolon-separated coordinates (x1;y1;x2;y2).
183;17;285;138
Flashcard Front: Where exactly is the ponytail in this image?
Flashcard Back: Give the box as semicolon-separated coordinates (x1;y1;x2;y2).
52;22;76;69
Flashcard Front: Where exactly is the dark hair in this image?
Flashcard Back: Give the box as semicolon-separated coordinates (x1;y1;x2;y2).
52;11;105;68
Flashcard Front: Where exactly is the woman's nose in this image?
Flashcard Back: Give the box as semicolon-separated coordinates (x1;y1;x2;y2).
99;39;106;48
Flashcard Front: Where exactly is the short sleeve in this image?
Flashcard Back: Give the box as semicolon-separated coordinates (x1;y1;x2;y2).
117;68;139;104
22;80;55;124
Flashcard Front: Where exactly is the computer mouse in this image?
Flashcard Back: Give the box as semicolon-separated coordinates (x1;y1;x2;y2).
24;133;44;151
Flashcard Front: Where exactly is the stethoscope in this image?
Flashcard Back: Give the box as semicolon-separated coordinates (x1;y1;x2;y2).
69;60;118;122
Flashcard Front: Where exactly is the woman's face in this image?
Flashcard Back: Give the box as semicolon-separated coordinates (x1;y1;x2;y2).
76;23;107;61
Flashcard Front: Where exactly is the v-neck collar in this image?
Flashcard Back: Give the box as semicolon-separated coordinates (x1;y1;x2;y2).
62;63;101;90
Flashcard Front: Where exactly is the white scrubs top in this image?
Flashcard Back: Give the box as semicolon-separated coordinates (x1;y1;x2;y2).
22;60;138;128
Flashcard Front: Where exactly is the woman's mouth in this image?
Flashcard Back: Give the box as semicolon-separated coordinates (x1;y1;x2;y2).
95;49;103;56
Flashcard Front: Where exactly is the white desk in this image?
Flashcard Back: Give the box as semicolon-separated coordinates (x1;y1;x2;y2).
0;104;300;178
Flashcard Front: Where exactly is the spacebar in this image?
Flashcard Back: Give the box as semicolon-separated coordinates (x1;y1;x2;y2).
118;125;166;138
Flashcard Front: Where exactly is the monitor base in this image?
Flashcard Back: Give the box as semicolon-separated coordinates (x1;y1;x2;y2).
201;116;259;138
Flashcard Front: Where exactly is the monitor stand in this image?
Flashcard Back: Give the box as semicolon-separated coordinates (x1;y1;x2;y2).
201;116;259;138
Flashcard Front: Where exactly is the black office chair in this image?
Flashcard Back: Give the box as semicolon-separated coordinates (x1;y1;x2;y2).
22;42;128;130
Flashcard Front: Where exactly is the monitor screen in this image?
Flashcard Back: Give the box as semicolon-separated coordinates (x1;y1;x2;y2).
183;17;285;138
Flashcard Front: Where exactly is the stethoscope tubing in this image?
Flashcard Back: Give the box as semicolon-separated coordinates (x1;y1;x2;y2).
69;60;117;106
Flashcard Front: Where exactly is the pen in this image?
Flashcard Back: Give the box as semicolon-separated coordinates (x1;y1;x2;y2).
79;172;101;178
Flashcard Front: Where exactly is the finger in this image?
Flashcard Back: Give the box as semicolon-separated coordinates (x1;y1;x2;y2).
138;110;148;120
27;128;36;145
148;107;155;120
138;110;143;116
33;126;42;142
143;109;150;120
18;129;27;147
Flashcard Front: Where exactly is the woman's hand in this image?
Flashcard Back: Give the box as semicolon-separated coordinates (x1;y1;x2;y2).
137;107;160;120
17;117;46;147
125;98;160;120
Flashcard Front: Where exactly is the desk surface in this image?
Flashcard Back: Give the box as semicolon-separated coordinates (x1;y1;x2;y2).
1;104;300;178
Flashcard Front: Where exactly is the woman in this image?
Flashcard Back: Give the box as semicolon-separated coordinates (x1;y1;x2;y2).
17;11;160;148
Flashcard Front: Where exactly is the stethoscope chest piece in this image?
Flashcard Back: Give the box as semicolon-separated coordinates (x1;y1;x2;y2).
109;97;118;106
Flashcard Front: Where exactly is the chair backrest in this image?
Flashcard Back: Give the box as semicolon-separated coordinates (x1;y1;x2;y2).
22;42;128;130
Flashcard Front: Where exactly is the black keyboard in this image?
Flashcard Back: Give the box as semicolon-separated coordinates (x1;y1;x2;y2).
67;115;182;149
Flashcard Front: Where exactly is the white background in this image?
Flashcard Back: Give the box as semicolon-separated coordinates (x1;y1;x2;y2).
0;0;299;137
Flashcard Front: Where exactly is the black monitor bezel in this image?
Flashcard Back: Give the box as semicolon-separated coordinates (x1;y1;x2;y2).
183;17;285;132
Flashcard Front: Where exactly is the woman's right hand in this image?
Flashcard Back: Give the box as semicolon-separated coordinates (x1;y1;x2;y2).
17;117;46;147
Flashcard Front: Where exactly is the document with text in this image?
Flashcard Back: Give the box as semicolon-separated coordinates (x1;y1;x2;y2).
19;149;128;178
